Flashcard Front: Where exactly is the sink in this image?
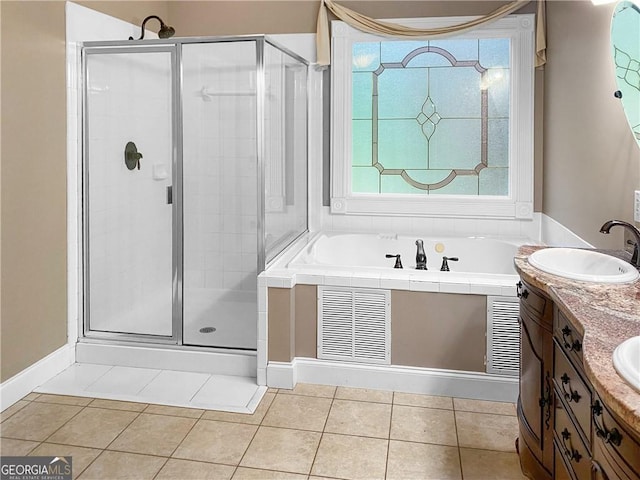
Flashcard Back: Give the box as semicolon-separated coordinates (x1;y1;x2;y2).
528;248;639;283
613;336;640;393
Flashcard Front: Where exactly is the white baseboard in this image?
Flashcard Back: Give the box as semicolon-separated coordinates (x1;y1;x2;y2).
267;358;518;402
75;342;256;377
1;344;75;411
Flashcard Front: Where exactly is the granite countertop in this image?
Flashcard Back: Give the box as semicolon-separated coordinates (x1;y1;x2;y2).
515;245;640;434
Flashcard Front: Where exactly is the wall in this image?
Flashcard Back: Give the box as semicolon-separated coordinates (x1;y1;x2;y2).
3;0;635;383
1;1;68;382
0;0;169;382
543;0;640;249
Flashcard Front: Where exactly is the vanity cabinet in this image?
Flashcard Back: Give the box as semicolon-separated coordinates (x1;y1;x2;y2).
517;279;554;480
553;306;593;480
517;279;640;480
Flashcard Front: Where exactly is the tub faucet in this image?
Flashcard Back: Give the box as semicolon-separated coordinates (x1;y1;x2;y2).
415;239;427;270
440;256;459;271
385;254;403;269
599;220;640;268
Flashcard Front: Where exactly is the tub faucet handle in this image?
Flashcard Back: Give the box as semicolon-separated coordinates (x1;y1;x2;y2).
440;256;459;272
385;254;403;269
415;239;427;270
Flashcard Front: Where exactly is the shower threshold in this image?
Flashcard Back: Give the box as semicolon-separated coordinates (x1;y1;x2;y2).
35;362;266;413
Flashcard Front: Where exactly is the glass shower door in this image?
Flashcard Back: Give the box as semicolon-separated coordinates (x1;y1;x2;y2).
181;41;258;349
84;47;177;339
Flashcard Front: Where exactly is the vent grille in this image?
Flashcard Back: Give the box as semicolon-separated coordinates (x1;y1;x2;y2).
318;287;390;364
486;296;520;376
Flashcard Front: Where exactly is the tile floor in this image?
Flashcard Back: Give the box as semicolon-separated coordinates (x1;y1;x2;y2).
0;383;527;480
34;363;265;413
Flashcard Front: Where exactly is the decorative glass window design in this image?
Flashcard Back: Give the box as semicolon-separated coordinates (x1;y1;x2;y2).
331;15;535;219
352;39;510;196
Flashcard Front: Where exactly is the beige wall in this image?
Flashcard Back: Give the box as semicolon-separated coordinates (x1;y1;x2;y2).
391;290;486;372
1;1;68;383
268;285;317;362
543;1;640;248
168;1;529;36
0;1;169;382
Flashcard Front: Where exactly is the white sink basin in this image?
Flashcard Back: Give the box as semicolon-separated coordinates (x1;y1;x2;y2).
613;336;640;393
528;248;639;283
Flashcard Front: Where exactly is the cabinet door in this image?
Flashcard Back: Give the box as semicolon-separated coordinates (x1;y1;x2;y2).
520;307;553;451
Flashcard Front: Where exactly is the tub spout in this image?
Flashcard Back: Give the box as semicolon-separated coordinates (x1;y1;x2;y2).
415;239;427;270
599;219;640;268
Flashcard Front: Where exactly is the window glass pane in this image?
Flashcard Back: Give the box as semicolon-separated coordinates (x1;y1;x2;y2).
351;38;511;197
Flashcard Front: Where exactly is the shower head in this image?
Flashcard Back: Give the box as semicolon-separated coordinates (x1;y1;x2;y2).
158;23;176;39
129;15;175;41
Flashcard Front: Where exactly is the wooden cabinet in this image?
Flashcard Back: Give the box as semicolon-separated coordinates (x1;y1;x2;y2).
517;278;640;480
517;279;554;480
553;314;592;480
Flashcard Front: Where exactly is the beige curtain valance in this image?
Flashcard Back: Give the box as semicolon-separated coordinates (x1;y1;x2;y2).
316;0;547;68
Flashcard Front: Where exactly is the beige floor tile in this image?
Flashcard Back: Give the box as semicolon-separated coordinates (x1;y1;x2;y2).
46;407;138;449
262;394;332;431
155;458;235;480
386;440;461;480
0;438;40;456
335;387;393;404
324;399;391;438
23;393;41;401
108;413;196;456
202;392;275;425
393;392;453;410
78;450;166;480
0;402;82;441
29;443;102;479
455;411;518;452
453;398;517;416
144;404;204;419
390;405;458;446
34;394;93;407
460;447;527;479
173;419;257;465
232;467;308;479
1;400;30;422
88;399;147;412
311;433;388;480
240;426;321;474
279;383;336;398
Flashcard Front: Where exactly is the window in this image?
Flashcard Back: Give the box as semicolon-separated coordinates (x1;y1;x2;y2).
331;15;535;218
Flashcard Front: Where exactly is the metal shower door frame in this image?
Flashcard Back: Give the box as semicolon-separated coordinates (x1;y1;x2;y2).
81;36;309;347
81;44;182;344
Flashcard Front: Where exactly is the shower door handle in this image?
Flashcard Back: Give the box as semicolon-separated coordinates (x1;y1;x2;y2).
167;186;173;205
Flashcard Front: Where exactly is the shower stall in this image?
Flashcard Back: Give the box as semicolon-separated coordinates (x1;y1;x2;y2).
82;37;308;351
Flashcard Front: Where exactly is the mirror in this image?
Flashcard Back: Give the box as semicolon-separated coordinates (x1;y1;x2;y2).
611;0;640;147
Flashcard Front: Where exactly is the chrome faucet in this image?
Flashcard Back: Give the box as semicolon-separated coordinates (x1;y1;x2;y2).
415;239;427;270
599;220;640;268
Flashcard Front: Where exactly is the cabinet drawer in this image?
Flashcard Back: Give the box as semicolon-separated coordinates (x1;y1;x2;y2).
592;395;640;478
555;403;592;480
554;307;585;373
518;280;552;323
554;341;592;444
593;435;638;480
554;439;576;480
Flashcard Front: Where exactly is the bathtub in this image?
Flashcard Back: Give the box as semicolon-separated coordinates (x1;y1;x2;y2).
261;231;527;399
283;232;526;293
